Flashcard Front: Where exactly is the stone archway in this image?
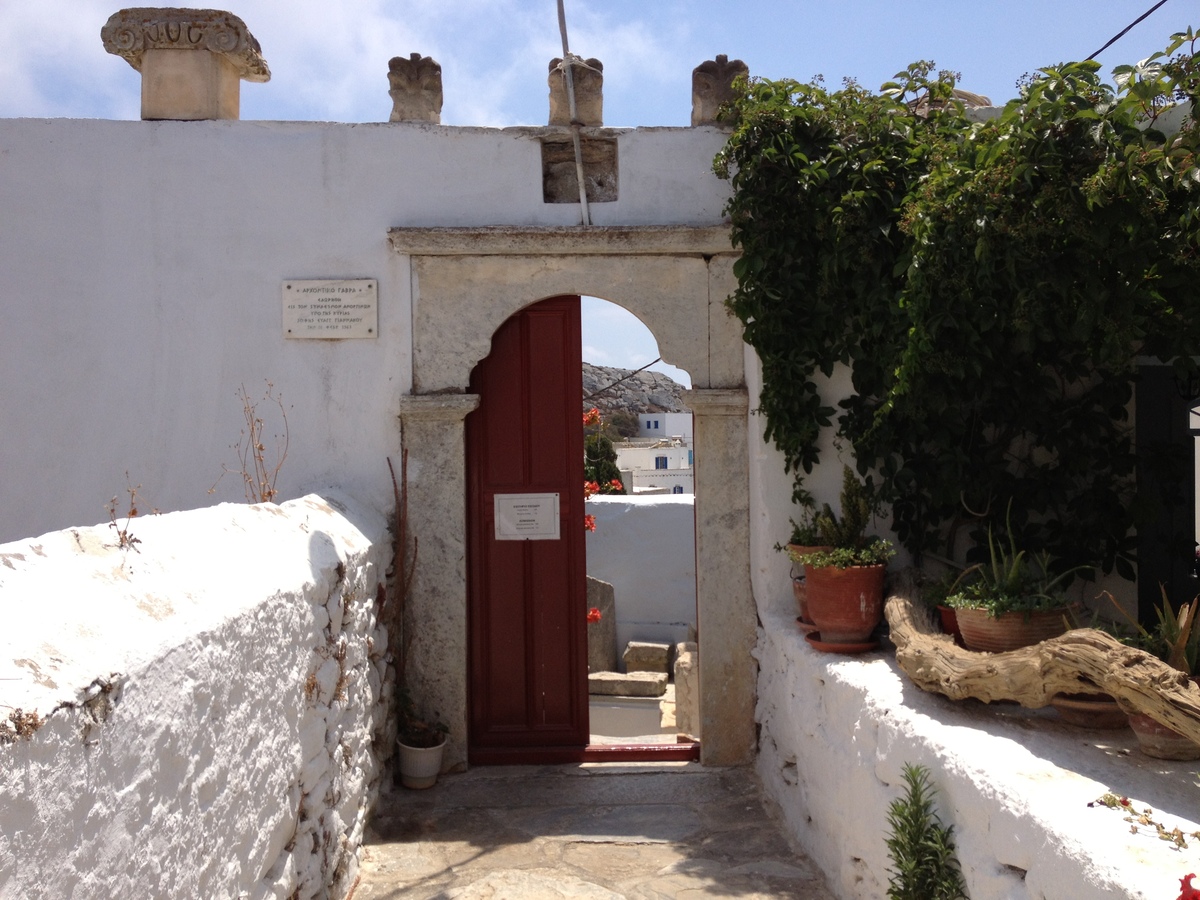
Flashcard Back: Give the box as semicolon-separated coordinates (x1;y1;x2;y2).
392;225;754;768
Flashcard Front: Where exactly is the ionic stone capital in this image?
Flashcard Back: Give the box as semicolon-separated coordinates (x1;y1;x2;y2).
691;55;747;126
388;53;443;124
101;7;270;82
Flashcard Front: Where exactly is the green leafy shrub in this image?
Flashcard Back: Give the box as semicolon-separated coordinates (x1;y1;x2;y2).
717;31;1200;582
885;764;968;900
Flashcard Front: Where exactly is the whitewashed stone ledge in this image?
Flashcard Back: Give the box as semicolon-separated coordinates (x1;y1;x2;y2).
0;494;392;900
755;606;1200;900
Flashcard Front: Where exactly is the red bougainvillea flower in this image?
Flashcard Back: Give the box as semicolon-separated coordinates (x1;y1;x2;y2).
1178;874;1199;900
584;480;600;499
587;607;602;623
582;407;600;427
584;513;596;532
608;479;623;492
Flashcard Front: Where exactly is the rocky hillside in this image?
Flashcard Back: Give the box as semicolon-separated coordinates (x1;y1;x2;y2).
582;362;689;414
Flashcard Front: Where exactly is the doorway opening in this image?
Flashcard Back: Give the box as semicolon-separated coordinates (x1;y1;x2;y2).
580;296;698;749
465;295;699;764
1135;364;1197;622
393;222;757;768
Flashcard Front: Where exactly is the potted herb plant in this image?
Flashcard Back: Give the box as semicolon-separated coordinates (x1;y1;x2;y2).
790;466;894;650
944;511;1087;654
396;688;448;789
784;503;828;631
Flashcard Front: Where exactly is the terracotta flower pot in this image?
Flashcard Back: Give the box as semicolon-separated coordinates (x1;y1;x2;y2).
804;563;886;644
1049;693;1128;730
1127;677;1200;759
936;604;963;645
791;576;809;622
786;544;831;625
1127;713;1200;760
954;607;1071;653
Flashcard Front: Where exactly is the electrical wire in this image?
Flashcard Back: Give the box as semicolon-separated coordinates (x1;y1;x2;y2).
1087;0;1172;60
584;358;664;401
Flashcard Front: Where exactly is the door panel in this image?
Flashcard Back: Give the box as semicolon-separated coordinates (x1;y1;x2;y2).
466;296;589;760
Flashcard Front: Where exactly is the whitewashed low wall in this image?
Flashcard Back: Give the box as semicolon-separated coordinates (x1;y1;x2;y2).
755;606;1199;900
0;494;393;900
585;495;696;653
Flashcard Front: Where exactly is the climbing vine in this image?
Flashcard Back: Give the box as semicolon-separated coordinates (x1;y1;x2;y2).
716;30;1200;574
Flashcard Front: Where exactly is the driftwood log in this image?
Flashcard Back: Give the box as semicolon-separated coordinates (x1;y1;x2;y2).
885;575;1200;746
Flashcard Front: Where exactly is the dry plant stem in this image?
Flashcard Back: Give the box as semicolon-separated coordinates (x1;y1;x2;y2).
106;476;142;551
239;381;288;503
210;381;289;503
885;573;1200;745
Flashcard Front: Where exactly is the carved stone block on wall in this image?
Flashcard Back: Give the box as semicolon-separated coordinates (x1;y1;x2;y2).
541;137;617;203
388;53;443;124
548;57;603;126
691;55;748;126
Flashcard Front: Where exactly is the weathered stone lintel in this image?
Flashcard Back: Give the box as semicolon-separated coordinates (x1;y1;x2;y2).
388;225;735;258
398;393;480;423
682;387;748;416
101;7;270;81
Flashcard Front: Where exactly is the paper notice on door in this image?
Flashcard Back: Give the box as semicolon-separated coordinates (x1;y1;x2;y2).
494;493;560;540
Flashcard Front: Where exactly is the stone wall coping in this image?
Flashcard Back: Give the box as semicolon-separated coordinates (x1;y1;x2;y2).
101;7;270;82
681;387;748;415
398;393;481;421
388;225;735;257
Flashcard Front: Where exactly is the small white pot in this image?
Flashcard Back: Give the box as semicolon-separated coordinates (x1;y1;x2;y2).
397;739;446;789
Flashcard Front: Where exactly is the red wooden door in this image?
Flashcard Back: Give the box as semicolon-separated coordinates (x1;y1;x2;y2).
466;296;589;763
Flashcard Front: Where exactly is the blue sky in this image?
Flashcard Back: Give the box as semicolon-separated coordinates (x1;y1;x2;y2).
2;0;1192;386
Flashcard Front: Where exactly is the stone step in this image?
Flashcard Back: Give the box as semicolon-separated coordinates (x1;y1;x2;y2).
623;640;672;674
587;670;667;697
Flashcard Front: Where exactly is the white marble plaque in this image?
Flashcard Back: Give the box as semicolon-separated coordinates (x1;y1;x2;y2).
494;493;560;541
283;279;377;339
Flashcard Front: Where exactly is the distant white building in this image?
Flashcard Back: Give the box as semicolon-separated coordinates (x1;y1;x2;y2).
615;434;694;495
639;412;693;442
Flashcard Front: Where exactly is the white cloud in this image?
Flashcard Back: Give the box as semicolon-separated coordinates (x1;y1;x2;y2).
0;0;139;118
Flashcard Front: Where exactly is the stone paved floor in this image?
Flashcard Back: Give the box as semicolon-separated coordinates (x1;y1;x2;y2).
353;761;838;899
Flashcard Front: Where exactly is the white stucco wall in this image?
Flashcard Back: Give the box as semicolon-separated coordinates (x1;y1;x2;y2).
0;119;731;545
0;493;392;900
755;609;1199;900
585;495;696;652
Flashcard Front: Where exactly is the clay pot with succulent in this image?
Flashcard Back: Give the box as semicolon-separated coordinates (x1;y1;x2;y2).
790;466;895;650
943;509;1088;654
